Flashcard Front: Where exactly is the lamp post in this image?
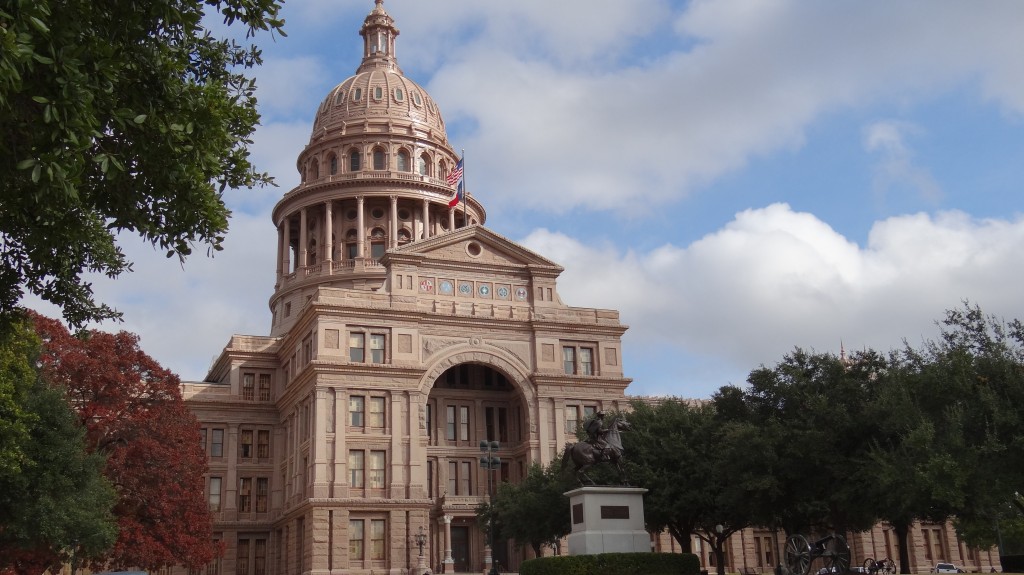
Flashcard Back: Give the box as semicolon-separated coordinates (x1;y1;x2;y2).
479;440;500;575
413;525;427;574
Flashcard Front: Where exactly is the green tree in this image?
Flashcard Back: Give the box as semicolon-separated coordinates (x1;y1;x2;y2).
0;316;118;575
624;398;751;575
477;462;574;557
0;0;284;328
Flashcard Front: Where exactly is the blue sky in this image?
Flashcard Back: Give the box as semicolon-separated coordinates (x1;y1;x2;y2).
27;0;1024;398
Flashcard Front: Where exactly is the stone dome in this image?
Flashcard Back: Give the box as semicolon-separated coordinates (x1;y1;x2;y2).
308;0;449;147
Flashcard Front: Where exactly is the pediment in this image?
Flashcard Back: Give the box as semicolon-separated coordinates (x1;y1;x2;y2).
386;225;563;271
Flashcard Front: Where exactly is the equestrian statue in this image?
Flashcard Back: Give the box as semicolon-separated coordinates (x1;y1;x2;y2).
561;411;631;485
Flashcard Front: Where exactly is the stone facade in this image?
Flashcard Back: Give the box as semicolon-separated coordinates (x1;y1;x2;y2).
180;2;1001;574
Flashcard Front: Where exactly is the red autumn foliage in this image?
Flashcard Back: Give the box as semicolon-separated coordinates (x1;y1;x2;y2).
29;312;221;571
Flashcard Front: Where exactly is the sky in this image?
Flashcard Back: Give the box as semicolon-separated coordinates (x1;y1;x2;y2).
25;0;1024;399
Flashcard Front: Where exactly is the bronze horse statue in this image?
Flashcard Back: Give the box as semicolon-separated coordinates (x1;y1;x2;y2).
561;414;631;485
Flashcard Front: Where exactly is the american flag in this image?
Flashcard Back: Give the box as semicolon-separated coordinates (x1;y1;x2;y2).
446;158;464;186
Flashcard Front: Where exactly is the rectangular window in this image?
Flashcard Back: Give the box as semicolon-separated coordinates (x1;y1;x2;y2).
566;405;580;434
459;406;469;441
350;519;365;560
302;335;313;364
237;539;250;575
240;429;253;460
563;344;596;375
370;519;386;560
369;397;385;428
349;450;365;488
369;334;385;363
243;373;255;400
200;428;207;452
208;476;222;511
369;450;386;489
459;461;471;495
254;539;267;575
211;428;224;457
239;477;252;512
350;395;365;427
448;461;457;495
426;404;433;439
446;406;456;441
349;333;365;362
584;405;597;419
256;477;269;513
562;346;576;374
258;374;271;401
579;347;594;375
257;430;270;459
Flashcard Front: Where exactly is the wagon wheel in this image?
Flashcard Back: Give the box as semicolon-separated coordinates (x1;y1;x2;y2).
785;534;812;575
881;559;896;575
863;558;877;574
823;534;851;574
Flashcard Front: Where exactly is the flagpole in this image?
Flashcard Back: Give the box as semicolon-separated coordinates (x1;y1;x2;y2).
461;148;467;228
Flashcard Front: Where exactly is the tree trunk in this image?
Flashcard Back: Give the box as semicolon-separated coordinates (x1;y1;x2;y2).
716;543;728;575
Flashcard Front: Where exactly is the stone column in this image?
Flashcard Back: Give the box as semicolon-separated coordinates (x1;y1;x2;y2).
422;198;430;239
276;224;283;281
325;200;333;273
448;207;455;233
389;195;398;249
442;514;454;573
356;196;365;259
299;207;308;269
312;388;329;498
282;215;291;274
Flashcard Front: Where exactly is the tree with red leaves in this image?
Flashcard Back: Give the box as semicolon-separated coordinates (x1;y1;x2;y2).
30;312;220;571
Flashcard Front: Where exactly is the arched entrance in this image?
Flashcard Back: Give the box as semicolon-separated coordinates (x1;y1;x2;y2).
423;359;532;573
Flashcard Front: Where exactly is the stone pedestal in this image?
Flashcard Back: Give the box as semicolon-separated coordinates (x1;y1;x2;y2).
565;486;649;555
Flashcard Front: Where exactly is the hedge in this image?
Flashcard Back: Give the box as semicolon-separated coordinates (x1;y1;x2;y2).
519;552;701;575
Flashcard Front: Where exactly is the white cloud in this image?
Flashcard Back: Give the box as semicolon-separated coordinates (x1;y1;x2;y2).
417;1;1024;214
520;204;1024;397
863;120;942;205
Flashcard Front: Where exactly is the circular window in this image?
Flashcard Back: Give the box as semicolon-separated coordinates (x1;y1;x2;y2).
398;208;411;220
370;207;385;220
345;209;357;221
466;242;482;258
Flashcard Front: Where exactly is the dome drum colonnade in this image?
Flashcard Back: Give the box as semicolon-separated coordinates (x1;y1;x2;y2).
271;0;483;306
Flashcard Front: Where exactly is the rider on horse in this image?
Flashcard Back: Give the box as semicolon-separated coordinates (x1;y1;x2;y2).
585;411;613;461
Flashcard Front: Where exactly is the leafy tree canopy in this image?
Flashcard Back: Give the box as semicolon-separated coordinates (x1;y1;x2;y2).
31;311;217;571
0;0;284;328
478;462;575;557
0;315;118;575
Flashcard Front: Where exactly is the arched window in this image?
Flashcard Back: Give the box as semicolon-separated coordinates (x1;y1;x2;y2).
369;227;386;260
328;154;338;175
439;159;449;182
373;86;383;101
398;228;412;244
349;149;361;172
310;159;320;181
353;87;362;102
397;150;410;172
345;229;358;260
373;149;386;171
418;153;429;176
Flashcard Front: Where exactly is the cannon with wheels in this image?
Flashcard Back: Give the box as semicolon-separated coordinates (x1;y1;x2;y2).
784;533;851;575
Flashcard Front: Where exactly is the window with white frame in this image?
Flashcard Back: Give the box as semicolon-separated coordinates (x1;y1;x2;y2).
350;395;365;427
349;450;365;488
562;344;596;375
349;330;386;363
369;396;385;428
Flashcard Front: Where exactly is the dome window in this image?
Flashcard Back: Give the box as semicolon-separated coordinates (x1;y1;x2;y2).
353;87;362;102
373;86;383;101
373;149;386;171
413;92;423;106
370;207;385;220
398;208;411;221
335;90;345;105
394;88;404;102
349;149;361;172
309;159;320;180
417;153;429;176
398;228;411;244
328;154;338;175
397;150;410;172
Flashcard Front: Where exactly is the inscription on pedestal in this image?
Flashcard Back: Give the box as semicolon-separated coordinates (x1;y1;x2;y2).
600;505;630;520
572;503;584;524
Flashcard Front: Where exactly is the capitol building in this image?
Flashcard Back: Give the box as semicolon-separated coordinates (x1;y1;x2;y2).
181;2;1002;574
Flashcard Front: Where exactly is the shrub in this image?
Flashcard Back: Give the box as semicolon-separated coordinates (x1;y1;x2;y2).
519;552;701;575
